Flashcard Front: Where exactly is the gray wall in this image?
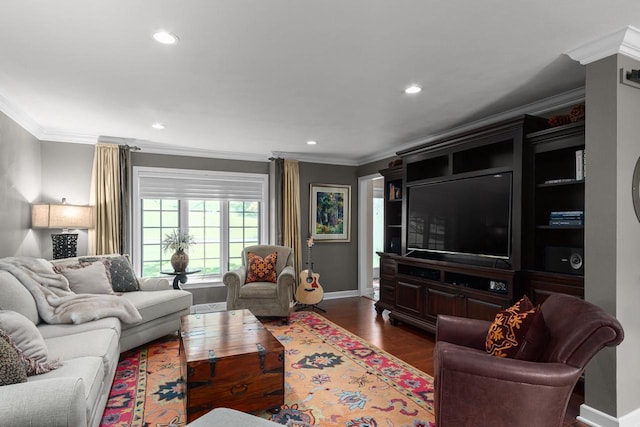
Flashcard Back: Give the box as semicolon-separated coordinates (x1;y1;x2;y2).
0;111;43;257
357;156;398;177
38;141;94;257
132;152;269;175
299;162;359;293
584;54;640;418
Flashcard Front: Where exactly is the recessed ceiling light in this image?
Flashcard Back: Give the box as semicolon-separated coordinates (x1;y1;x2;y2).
306;140;317;145
151;122;165;130
404;84;422;95
153;31;179;45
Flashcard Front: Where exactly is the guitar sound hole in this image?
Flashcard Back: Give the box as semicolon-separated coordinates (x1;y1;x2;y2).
306;277;313;284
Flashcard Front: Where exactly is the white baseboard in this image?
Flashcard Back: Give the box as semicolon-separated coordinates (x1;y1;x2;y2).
190;290;364;314
322;290;360;300
578;404;640;427
361;288;375;298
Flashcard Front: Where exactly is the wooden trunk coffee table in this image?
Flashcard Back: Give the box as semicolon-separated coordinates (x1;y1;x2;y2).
179;309;284;423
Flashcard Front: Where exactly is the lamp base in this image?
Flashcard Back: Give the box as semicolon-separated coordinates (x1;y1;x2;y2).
51;233;78;260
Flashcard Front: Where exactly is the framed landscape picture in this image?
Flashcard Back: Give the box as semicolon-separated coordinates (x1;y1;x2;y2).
310;183;351;242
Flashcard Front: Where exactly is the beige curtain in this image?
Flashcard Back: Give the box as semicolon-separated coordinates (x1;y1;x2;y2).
89;143;121;255
282;159;302;287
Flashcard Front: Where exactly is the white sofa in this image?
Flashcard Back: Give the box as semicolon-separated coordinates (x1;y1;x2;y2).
0;256;193;427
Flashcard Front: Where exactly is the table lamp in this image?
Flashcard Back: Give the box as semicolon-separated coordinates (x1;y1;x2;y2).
31;198;94;259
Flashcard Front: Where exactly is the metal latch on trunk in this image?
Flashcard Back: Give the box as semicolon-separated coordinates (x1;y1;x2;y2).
208;349;217;377
256;343;266;370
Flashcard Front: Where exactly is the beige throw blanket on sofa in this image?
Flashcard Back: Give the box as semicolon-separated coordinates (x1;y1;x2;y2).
0;257;142;325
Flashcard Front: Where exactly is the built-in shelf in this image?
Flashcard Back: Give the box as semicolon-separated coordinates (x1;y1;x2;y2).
536;225;584;230
537;180;584;188
526;120;585;290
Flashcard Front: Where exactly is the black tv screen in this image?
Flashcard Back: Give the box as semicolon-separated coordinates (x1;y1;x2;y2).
407;173;512;259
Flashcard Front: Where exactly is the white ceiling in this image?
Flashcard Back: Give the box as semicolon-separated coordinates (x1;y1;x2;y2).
1;1;640;165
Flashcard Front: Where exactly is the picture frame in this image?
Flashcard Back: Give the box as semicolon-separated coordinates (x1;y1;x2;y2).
309;183;351;242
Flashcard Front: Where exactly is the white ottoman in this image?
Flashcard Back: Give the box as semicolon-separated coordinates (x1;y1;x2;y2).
186;408;282;426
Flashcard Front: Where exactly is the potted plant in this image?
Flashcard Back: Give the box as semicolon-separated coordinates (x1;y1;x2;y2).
162;229;195;272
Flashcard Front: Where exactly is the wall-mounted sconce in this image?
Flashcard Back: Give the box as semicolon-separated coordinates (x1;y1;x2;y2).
31;198;94;259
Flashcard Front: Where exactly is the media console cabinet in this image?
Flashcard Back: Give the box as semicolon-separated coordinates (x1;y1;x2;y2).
376;114;585;331
376;252;517;333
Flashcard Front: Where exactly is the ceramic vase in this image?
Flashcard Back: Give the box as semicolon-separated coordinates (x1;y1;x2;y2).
171;249;189;272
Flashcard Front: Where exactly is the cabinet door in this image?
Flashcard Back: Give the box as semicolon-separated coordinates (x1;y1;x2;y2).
379;258;397;306
395;280;423;316
527;278;583;306
464;296;505;322
425;285;460;322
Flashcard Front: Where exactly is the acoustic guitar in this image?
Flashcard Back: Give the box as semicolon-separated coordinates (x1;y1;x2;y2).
296;237;324;306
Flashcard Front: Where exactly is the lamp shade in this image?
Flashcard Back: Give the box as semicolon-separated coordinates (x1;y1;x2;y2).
31;204;94;229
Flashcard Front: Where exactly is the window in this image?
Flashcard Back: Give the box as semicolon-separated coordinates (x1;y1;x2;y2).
133;167;268;279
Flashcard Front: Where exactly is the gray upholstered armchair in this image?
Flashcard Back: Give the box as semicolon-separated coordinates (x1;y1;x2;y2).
222;244;296;318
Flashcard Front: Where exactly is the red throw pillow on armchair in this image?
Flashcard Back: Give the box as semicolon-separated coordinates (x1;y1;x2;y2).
245;252;278;284
486;295;548;361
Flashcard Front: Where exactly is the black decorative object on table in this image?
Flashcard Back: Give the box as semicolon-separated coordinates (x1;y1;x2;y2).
161;269;201;289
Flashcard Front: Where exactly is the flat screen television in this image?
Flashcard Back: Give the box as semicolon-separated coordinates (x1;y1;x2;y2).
406;172;512;260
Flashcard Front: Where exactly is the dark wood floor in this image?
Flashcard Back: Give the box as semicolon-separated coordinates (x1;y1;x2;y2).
314;296;587;427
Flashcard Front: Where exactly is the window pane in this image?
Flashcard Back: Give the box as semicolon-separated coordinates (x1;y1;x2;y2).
143;244;161;261
189;200;205;211
143;211;161;227
205;227;220;242
143;261;161;278
229;211;244;227
205;243;220;257
228;258;242;270
162;211;179;228
229;243;245;260
143;199;161;210
143;227;162;244
162;200;179;211
244;201;259;212
244;212;258;227
205;259;221;275
189;244;205;258
244;227;259;242
189;211;205;227
229;201;244;212
190;227;205;243
229;227;244;241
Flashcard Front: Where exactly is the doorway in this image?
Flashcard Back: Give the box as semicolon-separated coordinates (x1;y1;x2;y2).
357;173;384;300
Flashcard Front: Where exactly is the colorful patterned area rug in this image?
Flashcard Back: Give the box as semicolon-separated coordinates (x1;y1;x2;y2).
100;311;435;427
100;335;184;427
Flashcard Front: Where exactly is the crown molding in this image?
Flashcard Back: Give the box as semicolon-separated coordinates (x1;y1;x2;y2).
566;25;640;64
98;136;271;163
40;128;97;144
0;92;42;139
270;151;358;166
356;87;585;166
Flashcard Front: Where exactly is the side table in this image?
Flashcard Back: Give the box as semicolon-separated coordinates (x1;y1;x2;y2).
161;269;202;289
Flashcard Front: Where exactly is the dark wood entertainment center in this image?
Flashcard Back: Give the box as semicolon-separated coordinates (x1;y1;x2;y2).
376;115;585;333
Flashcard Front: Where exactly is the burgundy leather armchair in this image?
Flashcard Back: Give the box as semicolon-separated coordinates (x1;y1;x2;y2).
434;293;624;427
